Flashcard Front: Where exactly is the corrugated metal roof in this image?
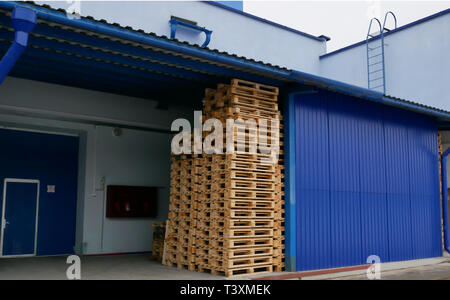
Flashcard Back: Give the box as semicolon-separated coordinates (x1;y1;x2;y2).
22;1;291;71
1;1;449;124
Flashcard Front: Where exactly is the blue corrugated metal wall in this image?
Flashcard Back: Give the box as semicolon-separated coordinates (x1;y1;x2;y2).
294;90;442;271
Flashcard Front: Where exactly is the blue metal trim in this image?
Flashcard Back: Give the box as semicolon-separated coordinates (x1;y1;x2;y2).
0;6;36;84
321;8;450;59
169;18;212;48
203;1;326;42
284;92;297;271
441;148;450;253
289;70;450;121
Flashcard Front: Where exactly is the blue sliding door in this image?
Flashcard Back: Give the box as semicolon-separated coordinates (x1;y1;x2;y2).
294;90;442;271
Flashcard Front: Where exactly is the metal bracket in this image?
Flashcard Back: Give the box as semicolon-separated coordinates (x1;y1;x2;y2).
169;17;212;48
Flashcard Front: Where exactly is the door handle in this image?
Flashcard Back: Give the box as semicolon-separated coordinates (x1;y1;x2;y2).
2;220;8;230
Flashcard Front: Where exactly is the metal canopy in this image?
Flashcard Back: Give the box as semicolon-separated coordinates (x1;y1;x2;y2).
0;1;450;126
0;2;288;107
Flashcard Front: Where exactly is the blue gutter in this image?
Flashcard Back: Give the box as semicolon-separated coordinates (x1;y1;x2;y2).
1;1;450;122
0;6;36;84
441;148;450;254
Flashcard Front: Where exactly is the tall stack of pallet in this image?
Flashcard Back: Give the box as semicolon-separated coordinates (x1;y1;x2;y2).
164;79;285;276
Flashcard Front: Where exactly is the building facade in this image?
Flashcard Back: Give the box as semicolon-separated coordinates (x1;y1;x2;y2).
0;1;448;273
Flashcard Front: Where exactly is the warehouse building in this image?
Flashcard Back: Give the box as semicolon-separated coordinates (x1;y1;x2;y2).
0;1;448;276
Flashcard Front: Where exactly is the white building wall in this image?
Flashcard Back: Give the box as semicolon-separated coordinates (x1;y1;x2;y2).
319;12;450;111
36;1;326;74
0;77;189;255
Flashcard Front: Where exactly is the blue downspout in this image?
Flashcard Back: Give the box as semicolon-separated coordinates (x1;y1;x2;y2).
0;6;37;84
441;148;450;253
284;92;297;271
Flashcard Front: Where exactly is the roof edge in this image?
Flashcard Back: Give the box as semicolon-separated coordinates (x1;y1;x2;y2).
320;8;450;59
203;1;327;42
287;69;450;121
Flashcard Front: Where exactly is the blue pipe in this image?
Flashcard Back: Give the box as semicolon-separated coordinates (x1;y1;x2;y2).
441;148;450;253
1;2;450;122
0;6;36;84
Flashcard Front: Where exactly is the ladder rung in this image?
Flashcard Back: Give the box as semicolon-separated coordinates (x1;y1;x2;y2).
369;69;383;74
368;45;383;51
368;53;383;59
369;77;384;82
369;84;384;89
369;61;383;66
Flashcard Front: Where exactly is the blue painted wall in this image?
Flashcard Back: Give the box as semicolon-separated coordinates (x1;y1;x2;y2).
0;129;79;256
294;90;442;271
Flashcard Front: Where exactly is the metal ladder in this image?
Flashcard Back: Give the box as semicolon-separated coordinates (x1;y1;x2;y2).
366;12;397;94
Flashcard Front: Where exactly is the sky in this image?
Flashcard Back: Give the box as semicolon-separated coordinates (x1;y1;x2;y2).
243;1;450;52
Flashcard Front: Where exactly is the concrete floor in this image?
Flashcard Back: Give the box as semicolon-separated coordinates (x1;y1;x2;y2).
332;261;450;280
1;254;449;280
0;254;220;280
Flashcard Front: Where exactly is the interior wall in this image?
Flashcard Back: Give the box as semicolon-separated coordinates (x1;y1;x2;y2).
90;126;171;254
0;77;191;255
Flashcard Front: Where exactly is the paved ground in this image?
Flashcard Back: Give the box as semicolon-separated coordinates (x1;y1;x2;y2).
332;261;450;280
1;254;449;280
0;254;220;280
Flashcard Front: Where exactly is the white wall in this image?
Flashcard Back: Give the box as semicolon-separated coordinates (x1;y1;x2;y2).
0;77;189;255
36;0;326;74
319;12;450;111
94;126;171;254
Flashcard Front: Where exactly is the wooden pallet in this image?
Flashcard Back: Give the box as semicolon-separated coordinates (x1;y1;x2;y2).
211;199;275;210
212;228;274;239
224;264;273;277
214;170;277;182
215;94;279;112
212;180;275;191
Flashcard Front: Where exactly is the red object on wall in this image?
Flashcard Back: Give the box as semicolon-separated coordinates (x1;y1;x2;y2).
106;185;157;218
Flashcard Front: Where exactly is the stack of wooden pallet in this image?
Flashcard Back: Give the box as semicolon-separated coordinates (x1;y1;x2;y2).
164;158;198;270
163;79;285;276
150;221;166;262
